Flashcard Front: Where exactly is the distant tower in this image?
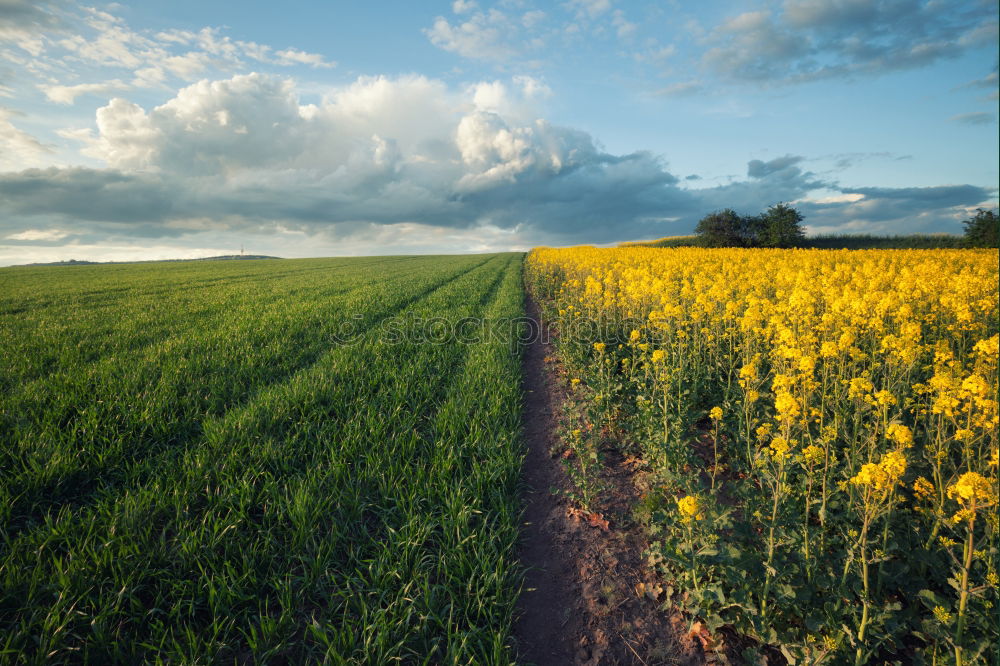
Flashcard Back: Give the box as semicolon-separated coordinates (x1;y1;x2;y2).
240;244;244;256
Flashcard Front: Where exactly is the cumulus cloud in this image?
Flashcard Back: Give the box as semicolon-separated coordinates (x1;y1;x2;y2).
3;74;691;244
0;73;682;247
424;8;522;61
700;0;997;84
0;72;994;259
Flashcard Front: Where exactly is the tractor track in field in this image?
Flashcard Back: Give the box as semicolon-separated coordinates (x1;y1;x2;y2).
514;294;703;666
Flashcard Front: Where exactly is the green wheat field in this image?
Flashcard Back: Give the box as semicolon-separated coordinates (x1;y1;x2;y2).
1;255;524;663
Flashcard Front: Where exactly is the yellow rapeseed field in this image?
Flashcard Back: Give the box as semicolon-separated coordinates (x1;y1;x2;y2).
527;247;998;665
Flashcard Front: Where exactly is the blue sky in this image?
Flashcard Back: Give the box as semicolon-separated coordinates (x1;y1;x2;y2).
0;0;996;264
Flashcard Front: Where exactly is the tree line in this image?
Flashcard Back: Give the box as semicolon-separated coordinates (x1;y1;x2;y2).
694;205;998;249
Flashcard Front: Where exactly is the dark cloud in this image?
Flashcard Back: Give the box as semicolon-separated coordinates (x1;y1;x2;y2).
0;0;63;31
702;0;997;85
840;184;992;206
826;152;906;169
1;161;994;247
0;167;175;221
747;155;804;178
800;183;996;234
0;73;995;253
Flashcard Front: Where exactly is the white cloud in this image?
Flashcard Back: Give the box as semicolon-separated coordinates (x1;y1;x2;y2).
567;0;612;19
0;107;53;170
5;228;69;241
40;79;129;104
0;0;62;57
424;9;519;61
12;73;690;242
452;0;478;14
611;10;636;39
2;2;335;107
1;71;993;259
522;10;546;28
274;48;335;68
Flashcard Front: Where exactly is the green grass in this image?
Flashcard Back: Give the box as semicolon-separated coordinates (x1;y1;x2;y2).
801;233;966;249
0;254;527;663
618;235;699;248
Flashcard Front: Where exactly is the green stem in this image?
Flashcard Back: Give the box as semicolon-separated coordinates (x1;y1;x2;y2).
761;466;783;620
803;476;813;581
954;509;976;666
854;506;872;666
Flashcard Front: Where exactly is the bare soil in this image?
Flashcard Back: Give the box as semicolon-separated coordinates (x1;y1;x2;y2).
513;295;705;666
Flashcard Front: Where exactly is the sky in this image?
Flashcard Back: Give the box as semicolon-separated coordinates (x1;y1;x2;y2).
0;0;997;264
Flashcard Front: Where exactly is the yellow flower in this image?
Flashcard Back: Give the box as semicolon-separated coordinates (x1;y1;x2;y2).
629;329;641;342
973;334;998;360
912;476;934;500
880;450;907;482
774;391;800;421
873;390;896;407
709;406;723;421
593;342;606;353
801;444;824;466
798;355;816;373
676;495;704;524
947;472;996;505
848;377;874;400
850;450;906;492
886;423;913;448
570;378;581;387
932;606;953;623
650;349;666;363
769;437;793;461
739;363;758;382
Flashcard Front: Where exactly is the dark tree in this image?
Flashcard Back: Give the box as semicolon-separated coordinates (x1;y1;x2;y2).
963;209;999;248
760;203;806;248
740;214;766;247
696;209;755;247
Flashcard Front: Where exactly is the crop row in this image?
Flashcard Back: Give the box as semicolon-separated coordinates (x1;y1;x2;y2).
0;254;525;663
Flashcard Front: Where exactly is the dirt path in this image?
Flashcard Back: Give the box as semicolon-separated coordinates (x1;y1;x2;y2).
513;295;700;666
